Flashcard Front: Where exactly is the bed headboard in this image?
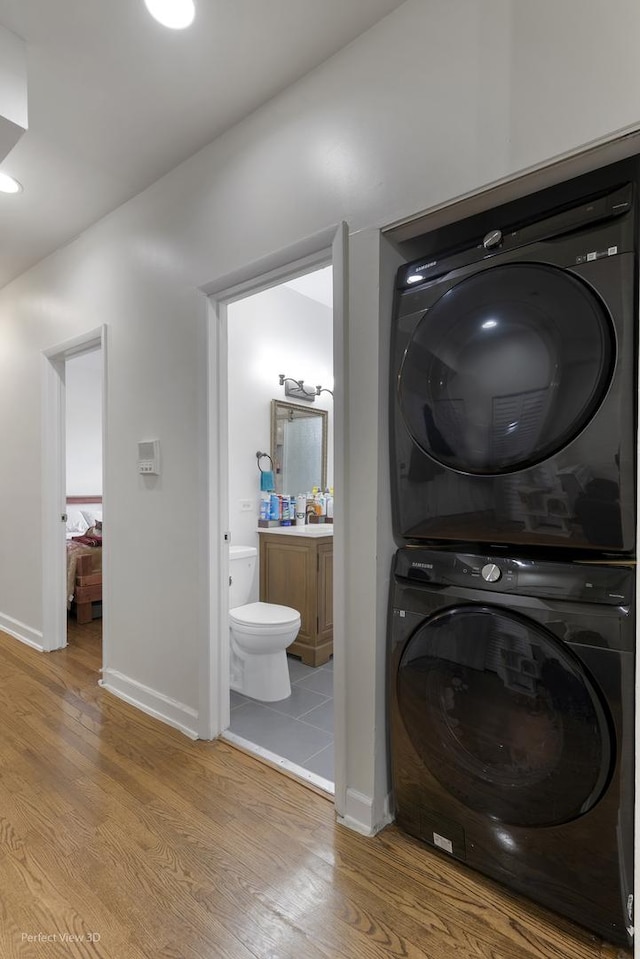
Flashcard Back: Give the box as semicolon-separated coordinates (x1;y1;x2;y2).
65;496;103;534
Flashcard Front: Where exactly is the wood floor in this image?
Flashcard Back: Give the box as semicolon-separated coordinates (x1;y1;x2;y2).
0;621;630;959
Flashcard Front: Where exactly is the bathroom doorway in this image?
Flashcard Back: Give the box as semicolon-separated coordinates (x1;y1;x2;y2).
223;264;335;792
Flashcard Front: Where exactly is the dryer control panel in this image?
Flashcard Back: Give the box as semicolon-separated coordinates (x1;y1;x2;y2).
394;547;634;606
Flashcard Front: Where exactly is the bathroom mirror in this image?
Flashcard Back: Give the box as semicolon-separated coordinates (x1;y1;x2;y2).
271;400;328;495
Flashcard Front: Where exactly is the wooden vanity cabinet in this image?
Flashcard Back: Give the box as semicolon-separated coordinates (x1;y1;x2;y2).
258;531;333;666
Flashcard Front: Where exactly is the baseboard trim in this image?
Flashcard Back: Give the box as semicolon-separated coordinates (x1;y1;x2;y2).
337;787;394;837
0;613;44;651
100;667;199;740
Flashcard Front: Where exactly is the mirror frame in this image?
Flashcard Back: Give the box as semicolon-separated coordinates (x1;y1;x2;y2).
270;399;328;494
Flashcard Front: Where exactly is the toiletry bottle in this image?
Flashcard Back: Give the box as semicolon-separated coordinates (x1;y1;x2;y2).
306;492;317;523
259;492;270;522
281;494;292;526
269;493;280;522
326;489;333;523
295;494;306;526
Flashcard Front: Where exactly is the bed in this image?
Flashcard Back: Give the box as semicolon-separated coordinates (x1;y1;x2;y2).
66;496;103;623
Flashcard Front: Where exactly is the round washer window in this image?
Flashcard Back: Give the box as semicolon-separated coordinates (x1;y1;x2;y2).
398;262;615;475
397;605;613;826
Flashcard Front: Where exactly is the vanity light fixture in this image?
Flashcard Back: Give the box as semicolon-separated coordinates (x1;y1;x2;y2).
278;374;334;401
0;171;22;194
278;373;316;403
143;0;195;29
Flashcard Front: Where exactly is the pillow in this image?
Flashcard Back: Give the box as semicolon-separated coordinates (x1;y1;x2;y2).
81;508;103;527
66;509;89;534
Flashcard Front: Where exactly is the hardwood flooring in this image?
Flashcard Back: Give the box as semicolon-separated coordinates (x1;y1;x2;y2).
0;621;630;959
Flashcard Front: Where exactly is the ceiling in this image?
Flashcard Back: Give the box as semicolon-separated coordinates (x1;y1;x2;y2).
0;0;406;291
285;266;332;308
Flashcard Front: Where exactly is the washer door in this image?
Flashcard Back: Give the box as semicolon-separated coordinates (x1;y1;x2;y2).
398;263;615;475
397;605;613;826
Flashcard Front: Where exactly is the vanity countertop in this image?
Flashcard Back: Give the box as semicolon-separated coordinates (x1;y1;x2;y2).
257;524;333;537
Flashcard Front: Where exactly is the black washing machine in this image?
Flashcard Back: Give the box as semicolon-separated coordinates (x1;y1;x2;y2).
388;547;635;946
390;182;637;553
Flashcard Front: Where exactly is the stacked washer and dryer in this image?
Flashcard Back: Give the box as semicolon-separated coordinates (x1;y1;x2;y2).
388;160;637;948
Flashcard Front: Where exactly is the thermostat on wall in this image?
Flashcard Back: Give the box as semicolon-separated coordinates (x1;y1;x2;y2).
138;439;160;475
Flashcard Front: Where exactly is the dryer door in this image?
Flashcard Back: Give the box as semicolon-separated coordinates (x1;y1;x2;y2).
397;604;614;826
397;262;615;475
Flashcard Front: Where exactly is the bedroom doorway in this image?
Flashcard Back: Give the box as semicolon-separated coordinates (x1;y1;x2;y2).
64;347;104;660
42;327;107;663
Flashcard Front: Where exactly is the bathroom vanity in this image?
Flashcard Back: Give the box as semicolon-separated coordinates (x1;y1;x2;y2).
257;526;333;666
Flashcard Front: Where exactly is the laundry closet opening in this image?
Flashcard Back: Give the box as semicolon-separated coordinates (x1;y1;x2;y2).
221;265;335;792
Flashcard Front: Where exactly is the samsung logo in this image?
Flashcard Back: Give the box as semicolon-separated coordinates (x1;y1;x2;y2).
411;562;433;570
415;260;437;271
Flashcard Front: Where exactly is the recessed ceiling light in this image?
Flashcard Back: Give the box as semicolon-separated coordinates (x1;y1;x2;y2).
0;172;22;194
144;0;195;29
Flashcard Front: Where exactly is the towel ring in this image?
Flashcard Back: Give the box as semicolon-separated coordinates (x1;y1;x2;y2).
256;451;274;472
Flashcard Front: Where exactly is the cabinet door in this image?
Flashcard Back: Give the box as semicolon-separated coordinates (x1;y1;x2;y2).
318;543;333;640
261;539;314;639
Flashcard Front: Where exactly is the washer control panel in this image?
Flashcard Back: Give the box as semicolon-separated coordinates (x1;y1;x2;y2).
394;547;634;605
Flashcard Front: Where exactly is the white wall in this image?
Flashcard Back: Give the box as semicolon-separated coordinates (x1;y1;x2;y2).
65;349;103;495
0;0;638;821
227;281;333;595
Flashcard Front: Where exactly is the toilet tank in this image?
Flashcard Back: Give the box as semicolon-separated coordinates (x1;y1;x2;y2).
229;545;257;608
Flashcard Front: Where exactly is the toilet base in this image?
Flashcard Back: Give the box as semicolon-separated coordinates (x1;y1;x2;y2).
230;646;291;702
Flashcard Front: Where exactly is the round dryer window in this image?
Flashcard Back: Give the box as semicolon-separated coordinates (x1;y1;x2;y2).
397;605;613;826
397;262;615;475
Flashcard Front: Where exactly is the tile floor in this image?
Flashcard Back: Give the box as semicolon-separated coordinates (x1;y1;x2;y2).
228;655;334;784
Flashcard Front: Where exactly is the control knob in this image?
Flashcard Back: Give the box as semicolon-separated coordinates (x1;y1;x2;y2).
481;563;501;583
483;229;502;250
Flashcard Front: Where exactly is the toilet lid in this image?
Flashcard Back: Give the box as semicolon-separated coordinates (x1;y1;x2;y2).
230;601;300;627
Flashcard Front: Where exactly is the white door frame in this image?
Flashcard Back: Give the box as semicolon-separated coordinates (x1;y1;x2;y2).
201;223;348;816
42;326;107;653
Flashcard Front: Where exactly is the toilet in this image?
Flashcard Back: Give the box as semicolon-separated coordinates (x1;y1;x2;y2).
229;545;301;702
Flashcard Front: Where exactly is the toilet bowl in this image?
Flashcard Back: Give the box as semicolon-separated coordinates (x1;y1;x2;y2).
230;602;300;701
229;546;300;702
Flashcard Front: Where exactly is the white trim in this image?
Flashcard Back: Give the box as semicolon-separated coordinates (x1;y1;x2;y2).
199;292;230;740
330;222;348;821
222;731;334;796
202;230;337;301
41;326;107;655
100;668;199;739
337;787;393;837
41;350;67;652
99;330;110;675
202;225;346;819
42;327;104;359
0;612;44;651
